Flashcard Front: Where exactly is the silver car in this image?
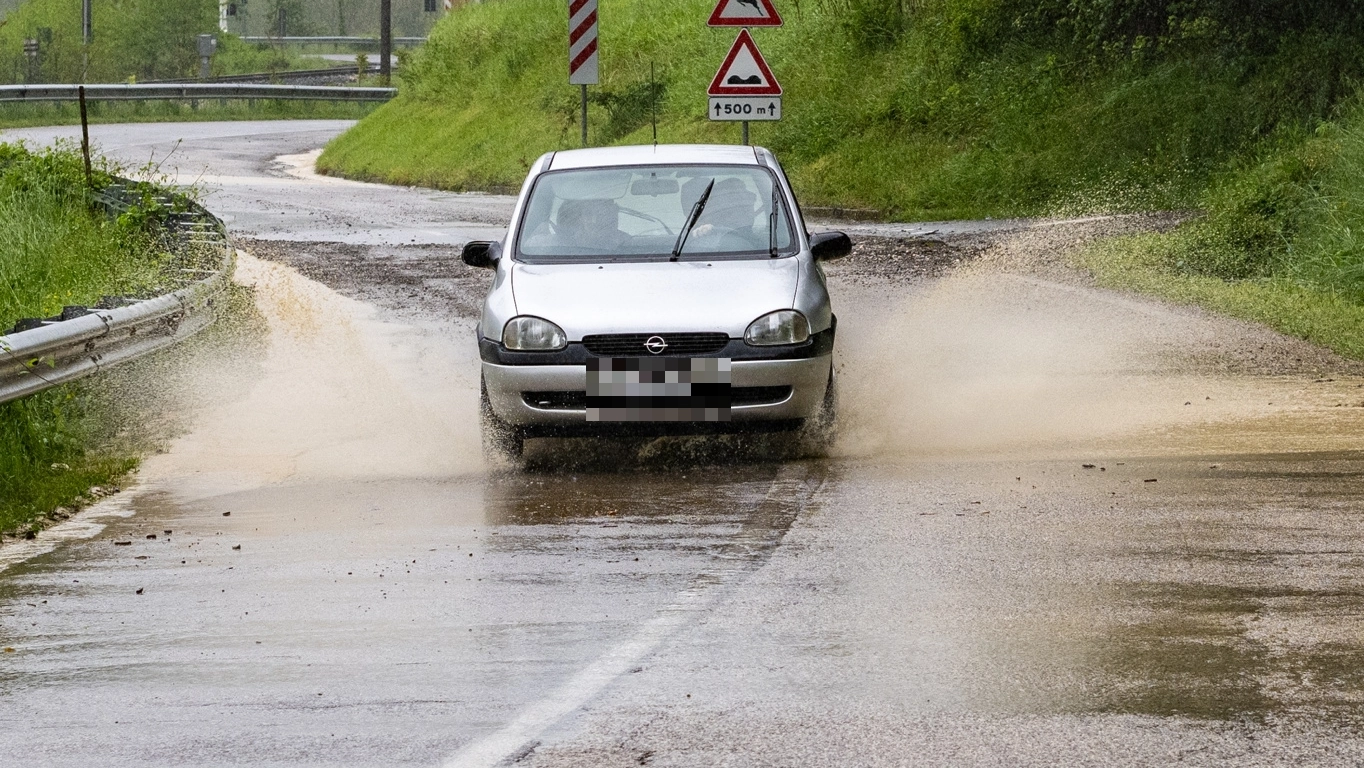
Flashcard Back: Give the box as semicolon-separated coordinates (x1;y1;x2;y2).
462;144;850;460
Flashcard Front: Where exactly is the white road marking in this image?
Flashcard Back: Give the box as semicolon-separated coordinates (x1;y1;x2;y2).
440;580;717;768
440;465;815;768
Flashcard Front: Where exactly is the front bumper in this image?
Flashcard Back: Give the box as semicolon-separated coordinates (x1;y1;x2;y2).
483;354;832;434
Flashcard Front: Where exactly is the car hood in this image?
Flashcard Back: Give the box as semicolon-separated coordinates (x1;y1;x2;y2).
510;258;800;339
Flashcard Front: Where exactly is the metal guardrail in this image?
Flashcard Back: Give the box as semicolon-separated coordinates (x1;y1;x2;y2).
149;64;381;85
0;83;396;103
0;182;235;405
239;36;427;46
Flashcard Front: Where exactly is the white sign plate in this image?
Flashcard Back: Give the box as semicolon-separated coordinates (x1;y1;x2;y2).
568;0;599;85
709;96;781;121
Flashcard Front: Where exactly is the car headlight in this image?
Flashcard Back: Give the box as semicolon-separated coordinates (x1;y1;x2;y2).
503;316;567;351
744;310;810;346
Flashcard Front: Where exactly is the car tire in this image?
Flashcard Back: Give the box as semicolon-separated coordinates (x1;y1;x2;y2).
799;363;839;455
480;376;524;463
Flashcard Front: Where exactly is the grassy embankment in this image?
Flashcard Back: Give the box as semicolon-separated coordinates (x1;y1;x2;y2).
1076;104;1364;360
320;0;1364;359
0;143;189;534
0;0;378;127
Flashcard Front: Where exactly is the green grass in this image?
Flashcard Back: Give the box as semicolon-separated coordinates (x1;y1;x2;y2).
1072;98;1364;359
0;142;168;326
1076;231;1364;360
0;389;140;534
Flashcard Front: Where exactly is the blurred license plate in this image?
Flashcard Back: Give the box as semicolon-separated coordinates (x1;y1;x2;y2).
587;358;731;422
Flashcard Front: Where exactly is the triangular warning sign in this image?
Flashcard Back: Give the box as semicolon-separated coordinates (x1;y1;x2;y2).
708;30;782;96
708;0;782;27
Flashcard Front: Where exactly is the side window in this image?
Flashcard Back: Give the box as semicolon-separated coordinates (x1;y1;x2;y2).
770;159;807;236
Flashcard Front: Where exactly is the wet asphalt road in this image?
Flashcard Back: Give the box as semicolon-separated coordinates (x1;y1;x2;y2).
2;122;1364;766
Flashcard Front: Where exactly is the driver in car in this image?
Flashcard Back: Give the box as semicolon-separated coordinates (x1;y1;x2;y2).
684;177;761;250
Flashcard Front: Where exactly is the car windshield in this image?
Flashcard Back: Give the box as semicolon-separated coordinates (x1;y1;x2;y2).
516;164;797;262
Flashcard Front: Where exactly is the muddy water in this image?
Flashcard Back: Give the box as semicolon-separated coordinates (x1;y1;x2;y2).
833;268;1364;460
142;252;484;498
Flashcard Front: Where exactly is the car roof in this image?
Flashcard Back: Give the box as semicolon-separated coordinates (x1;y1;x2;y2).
547;144;762;171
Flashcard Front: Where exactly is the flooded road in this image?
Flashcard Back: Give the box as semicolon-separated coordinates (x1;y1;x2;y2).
2;122;1363;766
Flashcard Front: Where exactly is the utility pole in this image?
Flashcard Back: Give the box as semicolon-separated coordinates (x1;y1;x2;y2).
81;0;92;79
379;0;392;86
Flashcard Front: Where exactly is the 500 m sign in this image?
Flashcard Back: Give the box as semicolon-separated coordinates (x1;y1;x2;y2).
710;97;781;121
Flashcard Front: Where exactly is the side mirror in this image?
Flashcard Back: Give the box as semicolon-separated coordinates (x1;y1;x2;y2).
809;231;852;261
462;240;500;269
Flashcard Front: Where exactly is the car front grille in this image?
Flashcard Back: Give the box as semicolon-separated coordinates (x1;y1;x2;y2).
522;386;792;411
581;332;729;357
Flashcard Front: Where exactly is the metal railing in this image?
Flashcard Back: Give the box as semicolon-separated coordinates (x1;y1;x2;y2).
238;36;427;46
148;64;382;85
0;83;395;103
0;183;235;405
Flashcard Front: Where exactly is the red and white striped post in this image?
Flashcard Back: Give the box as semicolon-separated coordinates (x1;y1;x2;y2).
568;0;598;146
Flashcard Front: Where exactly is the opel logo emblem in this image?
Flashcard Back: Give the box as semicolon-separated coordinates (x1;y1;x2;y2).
644;335;668;355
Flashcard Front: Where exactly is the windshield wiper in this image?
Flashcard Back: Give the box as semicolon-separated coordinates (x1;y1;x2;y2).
769;179;780;258
671;178;715;261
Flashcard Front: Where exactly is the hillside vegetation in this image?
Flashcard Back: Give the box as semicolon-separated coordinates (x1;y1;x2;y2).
321;0;1364;357
320;0;1363;216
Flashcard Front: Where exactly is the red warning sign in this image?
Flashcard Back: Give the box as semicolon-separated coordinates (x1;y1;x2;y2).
707;30;781;96
707;0;782;27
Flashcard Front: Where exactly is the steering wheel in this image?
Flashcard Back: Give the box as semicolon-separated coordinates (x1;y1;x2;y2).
618;206;674;236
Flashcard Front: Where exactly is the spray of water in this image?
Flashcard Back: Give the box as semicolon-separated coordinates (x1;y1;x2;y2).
138;252;485;499
831;227;1364;461
142;228;1364;493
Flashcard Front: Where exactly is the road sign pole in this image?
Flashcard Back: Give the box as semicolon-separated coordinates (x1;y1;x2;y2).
567;0;599;146
742;120;749;145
